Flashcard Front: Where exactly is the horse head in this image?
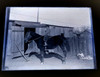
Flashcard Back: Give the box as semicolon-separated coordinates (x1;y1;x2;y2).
24;30;41;43
24;30;32;43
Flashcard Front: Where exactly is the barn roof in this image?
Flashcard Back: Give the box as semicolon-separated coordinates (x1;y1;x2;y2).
9;20;74;29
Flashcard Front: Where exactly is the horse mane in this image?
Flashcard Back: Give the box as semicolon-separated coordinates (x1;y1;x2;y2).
30;31;43;37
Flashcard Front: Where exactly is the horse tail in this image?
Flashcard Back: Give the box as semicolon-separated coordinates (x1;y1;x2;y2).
63;38;70;52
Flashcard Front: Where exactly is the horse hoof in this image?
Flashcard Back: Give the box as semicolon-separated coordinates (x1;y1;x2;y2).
62;61;66;64
41;62;44;64
26;59;29;62
28;54;31;57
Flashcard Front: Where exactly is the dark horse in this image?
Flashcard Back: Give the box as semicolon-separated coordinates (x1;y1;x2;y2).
24;29;70;64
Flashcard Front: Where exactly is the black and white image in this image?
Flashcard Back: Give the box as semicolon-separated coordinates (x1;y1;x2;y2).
2;7;96;70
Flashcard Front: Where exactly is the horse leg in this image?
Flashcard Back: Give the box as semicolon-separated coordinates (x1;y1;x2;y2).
40;50;44;64
24;43;28;55
29;52;38;57
29;52;42;62
44;52;64;62
60;44;67;64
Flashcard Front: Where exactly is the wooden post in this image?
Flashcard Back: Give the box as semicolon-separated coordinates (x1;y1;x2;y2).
37;8;39;22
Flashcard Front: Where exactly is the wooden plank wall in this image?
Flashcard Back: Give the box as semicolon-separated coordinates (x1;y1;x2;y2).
6;22;24;57
72;31;93;57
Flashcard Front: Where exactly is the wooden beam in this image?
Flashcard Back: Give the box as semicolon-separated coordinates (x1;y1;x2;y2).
13;21;47;28
9;20;74;28
12;30;24;32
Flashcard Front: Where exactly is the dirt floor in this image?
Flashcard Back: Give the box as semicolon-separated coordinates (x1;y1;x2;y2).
4;52;95;70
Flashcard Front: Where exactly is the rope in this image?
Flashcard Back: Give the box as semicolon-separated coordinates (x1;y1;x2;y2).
27;35;43;43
